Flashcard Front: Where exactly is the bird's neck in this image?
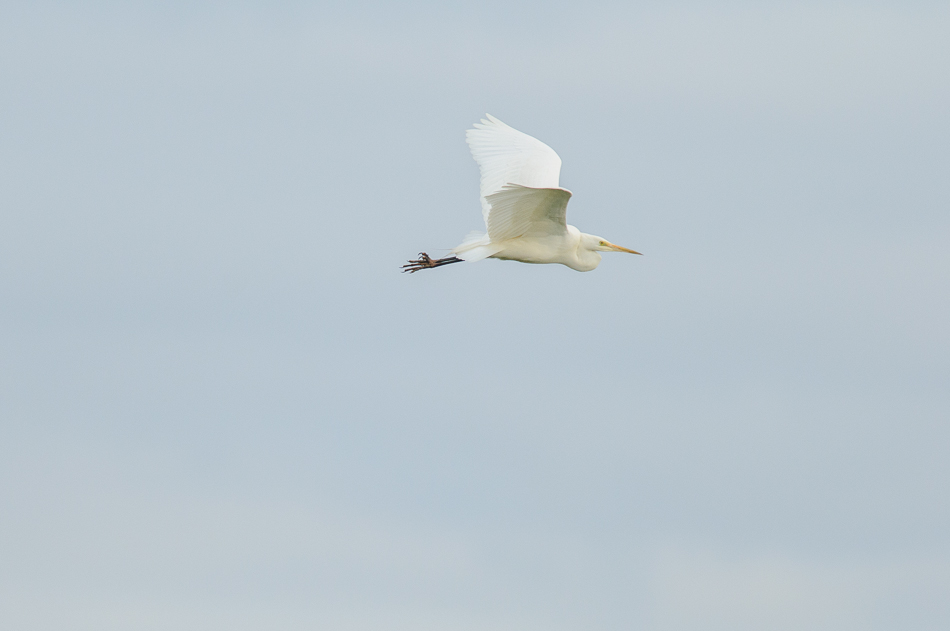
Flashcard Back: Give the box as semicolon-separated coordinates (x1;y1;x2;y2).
571;228;602;272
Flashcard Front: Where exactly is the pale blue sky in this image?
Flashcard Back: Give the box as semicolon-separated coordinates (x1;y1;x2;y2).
1;2;948;629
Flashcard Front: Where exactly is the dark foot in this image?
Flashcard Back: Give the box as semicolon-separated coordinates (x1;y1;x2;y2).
402;252;464;273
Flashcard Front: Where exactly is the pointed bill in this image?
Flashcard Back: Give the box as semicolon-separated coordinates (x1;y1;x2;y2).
606;242;642;255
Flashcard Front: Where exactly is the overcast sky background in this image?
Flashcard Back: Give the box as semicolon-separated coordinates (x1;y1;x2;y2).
1;2;949;630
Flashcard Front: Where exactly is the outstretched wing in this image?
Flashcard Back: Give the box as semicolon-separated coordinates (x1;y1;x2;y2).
466;114;563;225
485;184;572;242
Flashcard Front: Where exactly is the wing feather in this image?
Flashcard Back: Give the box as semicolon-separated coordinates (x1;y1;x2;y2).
485;185;572;242
466;114;563;225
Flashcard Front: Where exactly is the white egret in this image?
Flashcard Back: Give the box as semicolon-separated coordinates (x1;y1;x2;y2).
403;114;641;273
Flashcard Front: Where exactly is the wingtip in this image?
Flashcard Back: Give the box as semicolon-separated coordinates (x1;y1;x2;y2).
478;113;505;128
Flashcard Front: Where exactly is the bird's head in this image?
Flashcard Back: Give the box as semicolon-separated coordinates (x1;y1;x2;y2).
582;233;642;255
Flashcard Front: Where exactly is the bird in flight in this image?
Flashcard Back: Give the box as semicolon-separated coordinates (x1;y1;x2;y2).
403;114;641;273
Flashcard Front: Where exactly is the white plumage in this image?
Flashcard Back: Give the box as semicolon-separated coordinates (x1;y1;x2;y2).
403;114;640;273
466;114;563;223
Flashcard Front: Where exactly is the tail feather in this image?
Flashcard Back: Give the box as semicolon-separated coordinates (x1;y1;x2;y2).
452;231;502;262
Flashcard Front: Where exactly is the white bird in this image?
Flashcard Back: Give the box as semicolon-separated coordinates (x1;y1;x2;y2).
403;114;640;273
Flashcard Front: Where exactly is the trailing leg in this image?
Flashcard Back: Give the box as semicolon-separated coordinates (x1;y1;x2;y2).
401;252;464;273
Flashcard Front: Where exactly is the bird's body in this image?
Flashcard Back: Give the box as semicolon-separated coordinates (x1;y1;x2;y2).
403;114;640;273
461;224;604;272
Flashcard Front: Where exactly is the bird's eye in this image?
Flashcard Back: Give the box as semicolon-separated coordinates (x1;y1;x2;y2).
599;241;606;246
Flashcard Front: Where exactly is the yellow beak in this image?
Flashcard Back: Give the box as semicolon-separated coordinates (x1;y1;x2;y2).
607;242;642;255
